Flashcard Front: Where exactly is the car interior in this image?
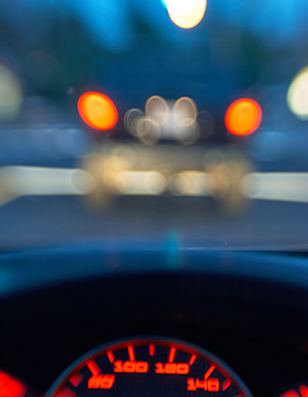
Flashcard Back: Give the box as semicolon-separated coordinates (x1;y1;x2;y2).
0;1;308;397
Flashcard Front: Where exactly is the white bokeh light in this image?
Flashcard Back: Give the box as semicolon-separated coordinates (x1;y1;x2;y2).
166;0;207;29
287;67;308;120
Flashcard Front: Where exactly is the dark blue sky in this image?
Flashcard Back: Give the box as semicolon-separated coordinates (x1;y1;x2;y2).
2;0;307;51
58;0;308;49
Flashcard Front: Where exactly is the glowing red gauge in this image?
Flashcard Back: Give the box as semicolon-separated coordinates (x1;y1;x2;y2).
279;383;308;397
46;338;252;397
0;370;31;397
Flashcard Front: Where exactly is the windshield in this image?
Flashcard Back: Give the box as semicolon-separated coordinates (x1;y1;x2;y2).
0;0;307;251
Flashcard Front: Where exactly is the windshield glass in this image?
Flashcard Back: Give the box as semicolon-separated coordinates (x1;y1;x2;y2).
0;0;307;251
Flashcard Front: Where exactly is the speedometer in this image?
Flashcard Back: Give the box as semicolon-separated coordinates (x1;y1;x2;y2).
46;338;252;397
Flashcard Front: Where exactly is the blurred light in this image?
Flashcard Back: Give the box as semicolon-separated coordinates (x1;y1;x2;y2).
0;370;27;397
203;149;225;167
0;167;96;206
225;98;262;136
135;117;161;145
145;96;170;126
161;0;168;8
114;171;167;195
0;63;22;121
166;0;207;29
173;97;198;127
174;123;200;145
78;92;118;130
287;67;308;119
124;107;161;144
241;173;308;203
169;171;214;196
124;108;144;136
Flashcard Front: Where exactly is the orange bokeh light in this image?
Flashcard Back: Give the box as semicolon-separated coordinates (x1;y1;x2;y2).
225;98;262;136
78;92;118;131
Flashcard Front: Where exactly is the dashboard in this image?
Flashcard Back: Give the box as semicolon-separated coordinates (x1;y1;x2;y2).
0;242;308;397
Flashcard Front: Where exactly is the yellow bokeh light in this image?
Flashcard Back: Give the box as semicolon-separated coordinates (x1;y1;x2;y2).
135;116;161;145
173;97;198;127
124;108;144;136
287;67;308;120
0;63;22;121
170;171;214;196
166;0;207;29
145;96;170;126
114;171;167;195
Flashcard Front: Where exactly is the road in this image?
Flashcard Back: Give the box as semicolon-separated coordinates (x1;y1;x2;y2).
1;192;308;251
1;129;308;252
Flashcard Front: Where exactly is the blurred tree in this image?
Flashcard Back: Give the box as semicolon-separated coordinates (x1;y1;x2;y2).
130;9;161;39
205;17;271;87
26;16;111;98
240;30;269;87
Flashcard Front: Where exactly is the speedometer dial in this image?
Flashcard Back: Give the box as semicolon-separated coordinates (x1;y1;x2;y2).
46;338;252;397
278;383;308;397
0;370;36;397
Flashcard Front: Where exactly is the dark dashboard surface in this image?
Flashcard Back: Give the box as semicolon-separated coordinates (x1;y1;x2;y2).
0;243;308;397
